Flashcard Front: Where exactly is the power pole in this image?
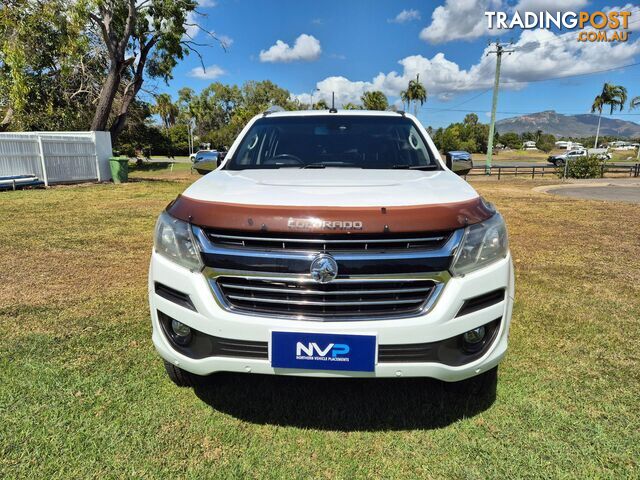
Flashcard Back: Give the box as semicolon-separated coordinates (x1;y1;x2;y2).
485;42;513;174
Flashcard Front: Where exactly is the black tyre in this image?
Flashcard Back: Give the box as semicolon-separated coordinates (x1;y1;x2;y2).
163;360;199;388
444;366;498;396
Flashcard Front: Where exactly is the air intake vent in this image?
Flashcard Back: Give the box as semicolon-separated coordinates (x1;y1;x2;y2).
455;289;505;318
155;283;196;311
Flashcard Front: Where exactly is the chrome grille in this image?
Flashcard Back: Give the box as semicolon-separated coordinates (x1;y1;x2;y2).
214;276;437;319
205;230;451;252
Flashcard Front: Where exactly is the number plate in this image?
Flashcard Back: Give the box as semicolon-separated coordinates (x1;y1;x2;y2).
270;331;376;372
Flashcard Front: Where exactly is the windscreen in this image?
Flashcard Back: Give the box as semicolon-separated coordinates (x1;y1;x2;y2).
225;115;439;170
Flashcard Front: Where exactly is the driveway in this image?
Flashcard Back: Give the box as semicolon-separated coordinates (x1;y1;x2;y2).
536;179;640;204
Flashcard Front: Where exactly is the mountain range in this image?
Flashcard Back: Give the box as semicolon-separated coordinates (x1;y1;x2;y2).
495;110;640;138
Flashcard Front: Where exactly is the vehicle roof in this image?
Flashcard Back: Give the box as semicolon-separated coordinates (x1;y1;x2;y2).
263;109;407;118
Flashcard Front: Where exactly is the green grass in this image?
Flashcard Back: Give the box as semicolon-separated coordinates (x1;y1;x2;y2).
0;177;639;478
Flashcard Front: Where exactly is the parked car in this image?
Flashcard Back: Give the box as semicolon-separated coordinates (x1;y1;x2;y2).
191;150;220;174
149;110;514;392
548;148;611;166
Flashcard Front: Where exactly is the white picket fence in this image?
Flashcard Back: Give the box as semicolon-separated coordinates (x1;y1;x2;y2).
0;131;113;186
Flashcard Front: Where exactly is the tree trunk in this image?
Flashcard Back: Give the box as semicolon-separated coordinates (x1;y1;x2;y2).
91;65;122;131
594;110;602;148
109;77;143;142
108;36;157;143
0;107;14;132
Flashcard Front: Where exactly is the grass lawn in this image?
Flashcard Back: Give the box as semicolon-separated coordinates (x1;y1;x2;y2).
0;174;639;478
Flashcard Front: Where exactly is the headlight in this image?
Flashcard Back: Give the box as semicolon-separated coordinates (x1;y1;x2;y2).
154;211;203;271
450;213;508;276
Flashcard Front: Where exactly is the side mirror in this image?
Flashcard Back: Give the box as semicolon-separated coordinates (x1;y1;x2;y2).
217;151;227;167
445;156;453;170
445;153;473;176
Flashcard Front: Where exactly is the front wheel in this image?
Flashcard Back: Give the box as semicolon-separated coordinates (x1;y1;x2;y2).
163;360;201;388
444;366;498;395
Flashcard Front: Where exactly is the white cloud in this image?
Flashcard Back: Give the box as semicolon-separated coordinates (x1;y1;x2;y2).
188;64;226;79
514;0;587;12
259;34;322;63
420;0;499;44
198;0;217;7
419;0;591;44
388;9;421;24
294;29;640;105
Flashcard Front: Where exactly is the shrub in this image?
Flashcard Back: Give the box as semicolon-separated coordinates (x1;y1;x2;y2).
558;155;603;179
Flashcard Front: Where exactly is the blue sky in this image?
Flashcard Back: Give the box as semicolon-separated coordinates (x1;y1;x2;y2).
158;0;640;129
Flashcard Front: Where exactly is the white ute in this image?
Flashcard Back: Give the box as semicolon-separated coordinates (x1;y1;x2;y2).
149;110;514;391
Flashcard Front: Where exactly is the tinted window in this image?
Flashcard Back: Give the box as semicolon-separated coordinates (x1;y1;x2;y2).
226;115;438;170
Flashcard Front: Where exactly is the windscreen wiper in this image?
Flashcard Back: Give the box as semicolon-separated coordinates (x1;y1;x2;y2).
301;162;359;169
391;164;439;170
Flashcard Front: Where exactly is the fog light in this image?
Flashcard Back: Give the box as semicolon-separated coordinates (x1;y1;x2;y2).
462;326;486;353
463;326;486;344
170;319;192;345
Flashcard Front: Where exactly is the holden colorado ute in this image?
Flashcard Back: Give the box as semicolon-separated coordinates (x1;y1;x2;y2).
149;109;514;390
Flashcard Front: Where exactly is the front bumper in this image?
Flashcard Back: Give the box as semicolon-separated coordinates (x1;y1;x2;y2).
149;252;514;381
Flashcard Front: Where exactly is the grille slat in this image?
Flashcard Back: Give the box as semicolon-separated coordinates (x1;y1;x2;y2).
226;294;425;307
216;277;436;319
205;230;451;253
222;283;432;296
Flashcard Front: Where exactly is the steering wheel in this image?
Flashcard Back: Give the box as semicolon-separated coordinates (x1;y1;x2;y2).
270;153;304;165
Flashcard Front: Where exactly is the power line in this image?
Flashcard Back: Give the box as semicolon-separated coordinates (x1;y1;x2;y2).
429;88;493;112
500;61;640;85
423;106;640;116
430;61;640;114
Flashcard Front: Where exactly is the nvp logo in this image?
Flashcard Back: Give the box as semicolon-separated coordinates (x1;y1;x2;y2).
271;331;375;372
296;342;350;362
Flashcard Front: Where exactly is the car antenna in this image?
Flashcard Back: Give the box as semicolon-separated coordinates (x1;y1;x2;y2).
329;92;337;113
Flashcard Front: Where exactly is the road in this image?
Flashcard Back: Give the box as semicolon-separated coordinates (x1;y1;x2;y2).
539;179;640;204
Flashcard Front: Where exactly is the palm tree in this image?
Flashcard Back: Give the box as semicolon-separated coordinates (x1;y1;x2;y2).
153;93;178;130
591;83;627;148
361;91;389;111
399;74;427;116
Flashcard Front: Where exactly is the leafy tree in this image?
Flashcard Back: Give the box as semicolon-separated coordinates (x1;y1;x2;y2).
314;99;328;110
342;102;361;110
0;0;98;131
536;133;556;153
500;132;521;150
400;74;427;115
361;91;388;111
180;80;302;149
86;0;219;141
591;83;627;147
464;113;479;126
